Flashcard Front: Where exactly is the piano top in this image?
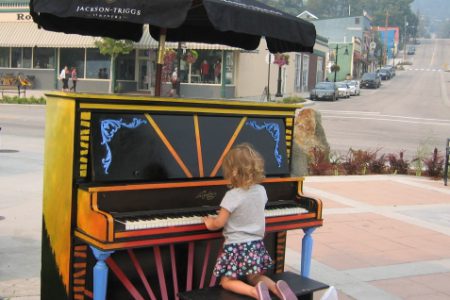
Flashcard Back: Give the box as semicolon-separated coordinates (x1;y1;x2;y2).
44;92;304;117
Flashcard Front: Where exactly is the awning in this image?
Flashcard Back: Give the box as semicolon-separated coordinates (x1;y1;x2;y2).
0;21;240;50
135;25;239;50
0;22;101;48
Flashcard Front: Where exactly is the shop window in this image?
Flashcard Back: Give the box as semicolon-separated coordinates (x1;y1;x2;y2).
164;49;231;84
301;55;309;92
60;48;85;78
86;48;110;79
11;47;32;68
294;54;302;93
116;50;135;81
33;48;55;69
316;57;324;84
0;47;10;67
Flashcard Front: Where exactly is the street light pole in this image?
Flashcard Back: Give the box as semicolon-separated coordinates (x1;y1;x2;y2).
333;45;339;82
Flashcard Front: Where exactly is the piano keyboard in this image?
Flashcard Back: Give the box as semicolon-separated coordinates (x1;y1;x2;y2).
116;202;308;231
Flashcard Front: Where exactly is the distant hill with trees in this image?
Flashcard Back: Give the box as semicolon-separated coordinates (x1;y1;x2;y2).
412;0;450;37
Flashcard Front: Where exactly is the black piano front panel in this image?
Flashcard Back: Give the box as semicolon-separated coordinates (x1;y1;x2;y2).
89;112;290;183
96;181;299;214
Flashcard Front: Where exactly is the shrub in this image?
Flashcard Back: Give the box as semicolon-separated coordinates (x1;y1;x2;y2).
282;96;306;103
0;95;46;104
387;151;409;174
369;153;387;174
308;146;331;175
342;148;378;175
424;148;444;178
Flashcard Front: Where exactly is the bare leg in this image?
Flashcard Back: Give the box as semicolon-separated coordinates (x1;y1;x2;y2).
247;274;282;298
221;276;259;299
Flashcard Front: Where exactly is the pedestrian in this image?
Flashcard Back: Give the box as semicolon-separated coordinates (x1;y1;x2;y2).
200;59;209;82
214;59;221;84
70;67;77;92
169;67;178;97
203;143;297;300
59;65;69;92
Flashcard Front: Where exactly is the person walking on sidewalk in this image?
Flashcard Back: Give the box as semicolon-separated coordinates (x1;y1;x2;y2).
59;65;69;92
70;67;77;92
203;143;297;300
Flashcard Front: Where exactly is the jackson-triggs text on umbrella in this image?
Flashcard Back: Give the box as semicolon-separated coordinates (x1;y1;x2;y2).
76;5;142;20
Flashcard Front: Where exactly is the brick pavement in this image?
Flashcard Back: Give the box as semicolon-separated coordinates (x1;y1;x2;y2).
284;175;450;300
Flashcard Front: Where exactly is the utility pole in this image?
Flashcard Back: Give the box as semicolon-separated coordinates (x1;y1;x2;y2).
384;11;389;65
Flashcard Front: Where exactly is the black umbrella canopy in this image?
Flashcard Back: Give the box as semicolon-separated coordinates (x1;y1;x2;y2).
30;0;316;53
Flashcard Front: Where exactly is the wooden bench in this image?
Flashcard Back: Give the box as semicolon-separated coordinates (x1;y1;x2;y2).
178;271;329;300
0;84;21;97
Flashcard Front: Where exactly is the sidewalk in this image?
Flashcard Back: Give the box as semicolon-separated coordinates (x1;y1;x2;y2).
1;108;449;299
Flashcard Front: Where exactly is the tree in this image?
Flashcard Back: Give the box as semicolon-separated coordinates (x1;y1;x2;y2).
95;38;133;93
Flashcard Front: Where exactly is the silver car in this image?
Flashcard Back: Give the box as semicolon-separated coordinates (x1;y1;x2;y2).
336;82;351;98
346;80;360;96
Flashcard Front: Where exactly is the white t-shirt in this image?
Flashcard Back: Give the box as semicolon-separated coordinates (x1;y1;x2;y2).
220;184;267;244
60;69;66;79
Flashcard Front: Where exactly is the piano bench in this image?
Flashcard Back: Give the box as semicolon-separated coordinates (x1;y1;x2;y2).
178;271;329;300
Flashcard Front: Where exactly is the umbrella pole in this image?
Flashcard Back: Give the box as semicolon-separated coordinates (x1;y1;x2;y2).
155;28;167;97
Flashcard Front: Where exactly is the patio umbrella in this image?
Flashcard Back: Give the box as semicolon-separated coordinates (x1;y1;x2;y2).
30;0;316;94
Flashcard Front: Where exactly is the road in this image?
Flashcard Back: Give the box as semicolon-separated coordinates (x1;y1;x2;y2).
312;38;450;160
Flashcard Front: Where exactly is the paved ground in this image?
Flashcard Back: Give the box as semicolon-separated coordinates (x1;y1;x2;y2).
1;100;449;299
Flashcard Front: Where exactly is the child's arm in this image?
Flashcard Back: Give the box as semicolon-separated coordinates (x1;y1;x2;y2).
203;208;230;231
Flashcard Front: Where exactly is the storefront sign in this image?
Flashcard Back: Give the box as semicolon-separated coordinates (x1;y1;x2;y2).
0;13;33;22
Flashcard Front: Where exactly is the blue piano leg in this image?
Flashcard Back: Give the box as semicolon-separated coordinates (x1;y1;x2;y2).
301;227;315;277
90;246;115;300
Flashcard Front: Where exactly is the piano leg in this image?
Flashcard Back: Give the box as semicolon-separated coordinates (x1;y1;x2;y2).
300;227;315;277
90;246;115;300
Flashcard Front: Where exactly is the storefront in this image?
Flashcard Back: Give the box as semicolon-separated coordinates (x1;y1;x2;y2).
0;5;238;97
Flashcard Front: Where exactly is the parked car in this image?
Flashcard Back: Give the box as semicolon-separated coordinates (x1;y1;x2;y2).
345;80;360;96
407;46;415;55
310;82;338;101
383;65;396;77
336;82;351;98
378;68;392;80
360;72;381;88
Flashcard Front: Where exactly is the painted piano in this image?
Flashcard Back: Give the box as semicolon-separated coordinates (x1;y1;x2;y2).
41;93;324;300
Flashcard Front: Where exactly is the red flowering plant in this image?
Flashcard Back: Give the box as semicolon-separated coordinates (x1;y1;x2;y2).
183;50;198;64
163;49;177;82
273;53;289;66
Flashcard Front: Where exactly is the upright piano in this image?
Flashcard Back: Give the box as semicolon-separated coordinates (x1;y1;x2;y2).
41;93;323;300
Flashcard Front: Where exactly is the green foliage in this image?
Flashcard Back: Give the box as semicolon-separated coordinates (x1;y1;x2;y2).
0;95;46;104
281;96;306;103
94;38;133;59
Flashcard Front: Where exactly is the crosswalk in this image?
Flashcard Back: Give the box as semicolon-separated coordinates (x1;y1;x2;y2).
403;67;445;72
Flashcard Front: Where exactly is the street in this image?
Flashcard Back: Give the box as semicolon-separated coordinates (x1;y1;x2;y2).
313;38;450;160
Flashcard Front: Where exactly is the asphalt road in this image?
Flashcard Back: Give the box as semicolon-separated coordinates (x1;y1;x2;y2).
312;38;450;160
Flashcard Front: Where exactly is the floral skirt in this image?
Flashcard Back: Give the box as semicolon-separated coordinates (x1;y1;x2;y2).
213;240;273;278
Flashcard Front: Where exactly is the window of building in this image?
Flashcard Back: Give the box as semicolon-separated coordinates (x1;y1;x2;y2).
316;57;324;84
86;48;110;79
33;48;55;69
11;47;32;68
294;54;302;93
0;47;10;67
355;17;360;25
301;54;309;92
60;48;85;78
116;50;135;81
164;49;231;85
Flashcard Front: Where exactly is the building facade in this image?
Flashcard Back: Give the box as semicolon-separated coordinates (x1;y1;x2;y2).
1;1;325;98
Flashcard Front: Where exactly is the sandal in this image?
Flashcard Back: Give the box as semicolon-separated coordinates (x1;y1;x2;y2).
276;280;297;300
256;281;271;300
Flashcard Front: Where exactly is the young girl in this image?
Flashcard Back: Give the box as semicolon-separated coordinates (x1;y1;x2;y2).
203;143;297;300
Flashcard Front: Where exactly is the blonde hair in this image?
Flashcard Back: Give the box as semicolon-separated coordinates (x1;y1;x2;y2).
222;143;265;189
